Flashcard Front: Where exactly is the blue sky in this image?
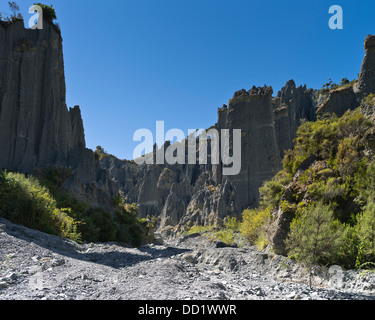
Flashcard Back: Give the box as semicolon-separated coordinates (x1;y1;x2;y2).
3;0;375;160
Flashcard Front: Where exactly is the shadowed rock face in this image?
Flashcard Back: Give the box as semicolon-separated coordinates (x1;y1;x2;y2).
359;35;375;96
317;86;358;117
0;20;84;172
0;20;123;212
220;86;281;209
274;80;315;157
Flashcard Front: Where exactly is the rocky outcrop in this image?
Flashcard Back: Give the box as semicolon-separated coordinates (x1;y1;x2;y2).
274;80;315;157
217;86;282;209
0;20;84;172
359;34;375;96
317;86;359;117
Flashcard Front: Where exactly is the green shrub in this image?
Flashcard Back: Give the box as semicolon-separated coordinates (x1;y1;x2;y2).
215;228;237;246
239;207;271;244
254;108;375;269
365;93;375;107
183;220;239;247
333;223;359;269
355;196;375;264
282;110;371;176
184;225;216;235
0;171;80;241
34;3;57;22
0;2;23;22
259;171;292;208
223;216;240;231
94;146;113;161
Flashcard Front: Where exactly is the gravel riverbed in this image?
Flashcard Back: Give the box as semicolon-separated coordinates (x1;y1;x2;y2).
1;218;375;301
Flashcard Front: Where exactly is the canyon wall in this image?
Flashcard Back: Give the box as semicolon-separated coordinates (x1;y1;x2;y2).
1;20;374;232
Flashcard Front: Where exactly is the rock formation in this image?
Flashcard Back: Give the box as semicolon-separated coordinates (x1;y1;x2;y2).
217;86;281;208
359;34;375;96
0;19;122;211
110;83;317;229
274;80;315;157
0;20;84;172
316;86;358;117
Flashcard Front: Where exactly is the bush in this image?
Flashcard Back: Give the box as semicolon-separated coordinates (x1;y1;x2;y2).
282;110;371;176
259;171;292;208
239;207;271;244
0;171;80;240
356;196;375;264
365;93;375;107
34;3;57;22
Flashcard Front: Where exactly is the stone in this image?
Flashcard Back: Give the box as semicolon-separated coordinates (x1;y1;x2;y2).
214;240;230;248
181;253;198;264
267;207;295;255
152;234;164;245
0;282;8;289
0;224;6;233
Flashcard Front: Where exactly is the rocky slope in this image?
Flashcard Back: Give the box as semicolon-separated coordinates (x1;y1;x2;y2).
0;19;84;172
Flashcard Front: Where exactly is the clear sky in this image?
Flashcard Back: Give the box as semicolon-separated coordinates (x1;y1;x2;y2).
3;0;375;160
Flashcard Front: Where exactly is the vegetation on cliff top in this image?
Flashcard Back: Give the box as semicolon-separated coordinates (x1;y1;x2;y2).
34;3;57;22
0;2;57;24
0;2;22;23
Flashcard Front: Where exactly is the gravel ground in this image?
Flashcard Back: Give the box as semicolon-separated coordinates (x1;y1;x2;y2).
1;218;375;301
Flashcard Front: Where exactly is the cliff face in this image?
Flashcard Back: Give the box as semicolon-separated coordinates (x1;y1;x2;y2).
274;80;315;157
0;20;121;212
218;86;281;208
0;20;84;172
